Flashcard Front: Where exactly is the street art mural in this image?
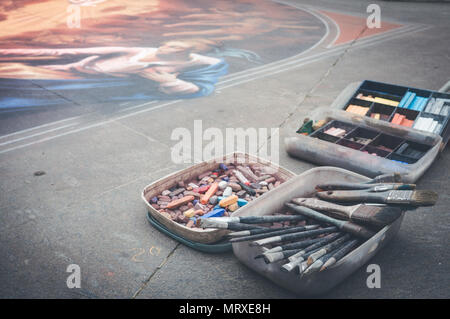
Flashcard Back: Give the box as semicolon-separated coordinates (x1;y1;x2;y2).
0;0;327;111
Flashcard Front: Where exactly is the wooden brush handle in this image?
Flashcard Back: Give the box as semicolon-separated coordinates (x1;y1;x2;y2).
292;198;355;218
316;190;387;203
340;222;375;239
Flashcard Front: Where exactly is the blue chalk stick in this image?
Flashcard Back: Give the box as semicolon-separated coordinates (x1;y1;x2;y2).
190;208;226;223
417;98;428;111
398;92;411;108
404;92;416;109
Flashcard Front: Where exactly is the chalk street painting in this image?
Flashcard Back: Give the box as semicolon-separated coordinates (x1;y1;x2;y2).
0;0;326;111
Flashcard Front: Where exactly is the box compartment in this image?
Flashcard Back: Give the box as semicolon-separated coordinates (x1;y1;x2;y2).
345;127;379;145
367;103;395;121
368;133;404;153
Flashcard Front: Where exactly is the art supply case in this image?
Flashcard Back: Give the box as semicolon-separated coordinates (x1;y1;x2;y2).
231;166;405;295
142;152;295;248
285;80;449;183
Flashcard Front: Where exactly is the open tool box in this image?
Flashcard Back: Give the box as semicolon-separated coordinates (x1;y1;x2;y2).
285;80;449;183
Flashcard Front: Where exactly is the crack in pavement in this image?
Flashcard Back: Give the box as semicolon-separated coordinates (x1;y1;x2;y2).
256;25;370;154
132;243;181;298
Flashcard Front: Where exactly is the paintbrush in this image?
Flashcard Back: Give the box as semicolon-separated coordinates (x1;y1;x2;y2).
320;239;359;272
262;248;307;264
306;234;352;265
292;198;403;227
315;183;415;192
316;189;438;206
281;247;323;273
286;233;343;262
208;215;306;224
197;219;267;231
257;236;327;255
249;226;338;246
285;203;376;239
298;260;310;275
229;225;320;243
260;233;341;263
303;239;359;276
228;225;299;238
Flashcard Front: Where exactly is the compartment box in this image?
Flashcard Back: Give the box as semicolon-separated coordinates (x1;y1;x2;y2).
367;103;395;121
354;89;401;107
287;107;442;183
391;108;420;126
141;152;295;244
345;127;379;145
330;80;450;149
387;153;418;165
337;138;365;150
361;145;391;158
232;167;405;296
413;113;448;135
368;133;403;152
320;120;357;138
395;141;431;159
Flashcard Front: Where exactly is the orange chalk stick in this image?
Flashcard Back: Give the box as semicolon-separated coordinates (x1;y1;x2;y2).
167;195;195;209
200;182;219;204
401;119;414;127
219;195;238;208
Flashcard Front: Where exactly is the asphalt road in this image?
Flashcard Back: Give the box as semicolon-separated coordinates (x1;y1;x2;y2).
0;0;449;299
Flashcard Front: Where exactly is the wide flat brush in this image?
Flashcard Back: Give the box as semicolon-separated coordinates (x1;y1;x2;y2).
292;197;403;227
316;190;438;206
285;203;376;239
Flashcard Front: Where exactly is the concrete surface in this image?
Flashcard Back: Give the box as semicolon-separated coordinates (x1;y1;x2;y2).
0;0;449;299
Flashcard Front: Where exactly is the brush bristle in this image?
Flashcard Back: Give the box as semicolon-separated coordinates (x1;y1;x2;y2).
411;190;438;206
352;205;402;227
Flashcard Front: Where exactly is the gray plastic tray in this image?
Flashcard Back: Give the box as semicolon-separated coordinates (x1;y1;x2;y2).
231;166;404;296
285;107;442;183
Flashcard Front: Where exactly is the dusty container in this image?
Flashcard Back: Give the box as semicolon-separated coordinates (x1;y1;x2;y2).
231;166;405;296
285;107;442;183
142;152;295;244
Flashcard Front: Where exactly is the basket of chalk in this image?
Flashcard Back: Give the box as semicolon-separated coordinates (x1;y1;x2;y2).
142;152;295;245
